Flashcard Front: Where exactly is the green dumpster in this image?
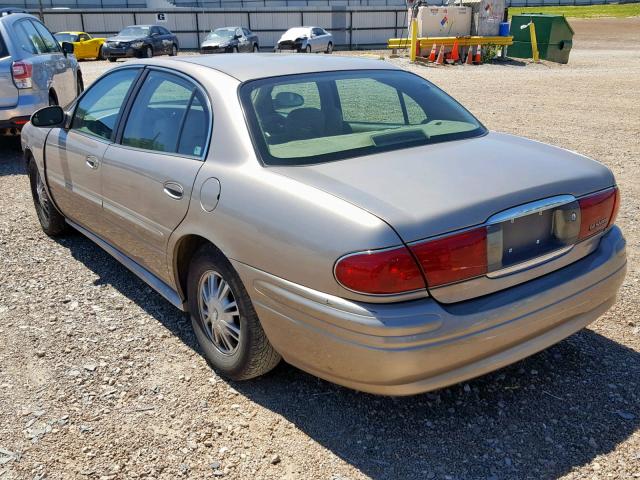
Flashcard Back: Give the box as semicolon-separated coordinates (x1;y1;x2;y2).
509;14;574;64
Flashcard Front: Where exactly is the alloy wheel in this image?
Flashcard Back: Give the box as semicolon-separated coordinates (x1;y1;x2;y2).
197;270;241;355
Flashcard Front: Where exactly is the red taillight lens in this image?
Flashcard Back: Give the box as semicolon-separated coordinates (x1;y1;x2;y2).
410;227;488;287
334;246;426;295
578;187;619;240
11;61;33;89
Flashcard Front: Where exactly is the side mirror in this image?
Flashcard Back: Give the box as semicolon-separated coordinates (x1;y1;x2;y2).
273;91;304;109
31;106;65;128
61;41;74;56
151;31;159;37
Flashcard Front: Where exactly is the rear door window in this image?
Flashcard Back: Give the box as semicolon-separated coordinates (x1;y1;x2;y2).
121;70;209;157
31;21;61;52
13;19;46;54
0;33;8;58
71;68;139;141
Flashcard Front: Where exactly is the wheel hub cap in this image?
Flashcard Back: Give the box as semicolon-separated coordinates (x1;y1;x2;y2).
197;270;241;356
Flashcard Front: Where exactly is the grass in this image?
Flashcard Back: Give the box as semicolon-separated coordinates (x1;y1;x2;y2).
509;3;640;18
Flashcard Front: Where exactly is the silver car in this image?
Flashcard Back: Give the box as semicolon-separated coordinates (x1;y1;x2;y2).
276;26;333;53
21;55;626;396
0;12;82;135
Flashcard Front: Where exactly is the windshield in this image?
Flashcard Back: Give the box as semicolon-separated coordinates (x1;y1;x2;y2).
118;26;150;37
54;33;78;43
206;28;236;40
240;70;486;166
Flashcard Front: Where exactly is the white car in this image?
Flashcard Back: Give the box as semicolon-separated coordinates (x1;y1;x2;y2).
275;26;333;53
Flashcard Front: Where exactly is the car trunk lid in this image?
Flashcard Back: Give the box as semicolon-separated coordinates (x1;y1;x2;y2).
272;132;616;301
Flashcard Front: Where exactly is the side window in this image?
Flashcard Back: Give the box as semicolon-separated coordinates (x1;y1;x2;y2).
177;91;210;157
71;69;139;141
32;21;60;53
13;20;45;54
336;78;404;125
271;81;320;115
122;71;198;154
151;26;160;36
236;28;243;37
160;27;170;35
403;93;428;124
79;34;90;41
243;28;251;36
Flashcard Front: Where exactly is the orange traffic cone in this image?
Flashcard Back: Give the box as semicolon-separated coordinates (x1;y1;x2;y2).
450;39;460;63
465;46;473;65
428;43;437;62
474;44;482;64
435;45;445;65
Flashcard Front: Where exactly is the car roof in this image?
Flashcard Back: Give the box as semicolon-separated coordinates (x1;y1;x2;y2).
56;31;84;35
173;54;397;82
0;12;37;24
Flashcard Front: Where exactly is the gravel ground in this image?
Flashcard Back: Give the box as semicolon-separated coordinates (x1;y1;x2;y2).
1;17;638;480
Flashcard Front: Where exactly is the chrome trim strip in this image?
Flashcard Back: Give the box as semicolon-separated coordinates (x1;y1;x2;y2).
487;244;574;278
487;194;576;225
66;219;186;311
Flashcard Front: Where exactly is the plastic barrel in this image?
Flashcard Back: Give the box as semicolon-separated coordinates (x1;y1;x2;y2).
499;22;510;36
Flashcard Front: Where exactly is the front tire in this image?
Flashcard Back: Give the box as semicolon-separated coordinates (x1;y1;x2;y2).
28;160;68;237
187;245;281;380
169;44;178;56
144;46;153;58
325;42;333;54
305;45;312;53
253;43;259;52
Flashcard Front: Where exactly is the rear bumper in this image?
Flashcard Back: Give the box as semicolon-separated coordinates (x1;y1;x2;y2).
0;91;48;128
233;226;627;396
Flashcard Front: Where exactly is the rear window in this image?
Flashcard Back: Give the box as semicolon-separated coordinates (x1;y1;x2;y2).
240;70;486;166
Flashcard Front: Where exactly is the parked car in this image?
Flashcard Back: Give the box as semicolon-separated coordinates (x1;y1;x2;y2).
200;27;259;53
54;31;106;60
0;12;82;135
102;25;178;62
22;55;626;396
275;26;333;53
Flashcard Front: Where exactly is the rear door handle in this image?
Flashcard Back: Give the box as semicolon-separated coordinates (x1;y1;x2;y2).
86;155;99;169
163;181;184;199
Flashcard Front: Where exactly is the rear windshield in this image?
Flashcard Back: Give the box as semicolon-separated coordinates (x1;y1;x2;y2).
240;69;486;166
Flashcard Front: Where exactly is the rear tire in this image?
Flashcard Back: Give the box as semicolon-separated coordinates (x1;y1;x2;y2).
187;244;281;380
98;45;105;60
28;159;68;237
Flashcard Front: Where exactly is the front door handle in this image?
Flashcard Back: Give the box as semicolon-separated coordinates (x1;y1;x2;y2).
86;155;99;169
163;181;184;199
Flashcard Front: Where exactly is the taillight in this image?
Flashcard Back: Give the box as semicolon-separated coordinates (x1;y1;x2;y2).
334;246;426;295
409;227;487;287
578;187;619;240
11;61;33;89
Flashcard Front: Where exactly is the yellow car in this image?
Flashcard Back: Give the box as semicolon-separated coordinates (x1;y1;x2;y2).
54;31;106;60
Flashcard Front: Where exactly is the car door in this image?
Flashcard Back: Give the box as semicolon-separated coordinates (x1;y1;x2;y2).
99;68;211;280
77;33;91;58
150;26;166;54
45;67;141;235
30;20;76;104
160;26;174;53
